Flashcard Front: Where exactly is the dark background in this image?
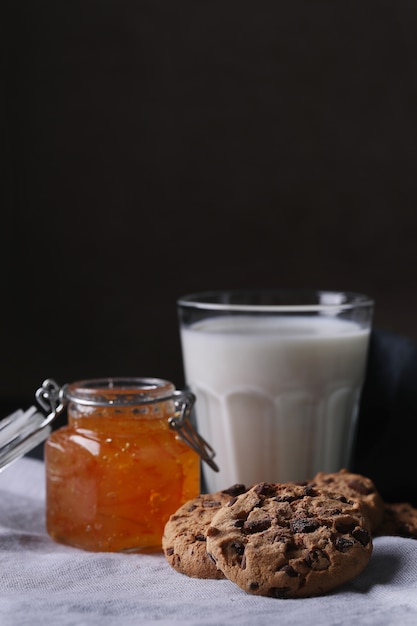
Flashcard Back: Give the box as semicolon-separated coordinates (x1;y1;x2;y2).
2;1;417;501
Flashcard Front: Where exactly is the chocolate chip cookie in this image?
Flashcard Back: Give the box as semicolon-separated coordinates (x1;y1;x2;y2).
374;502;417;539
309;469;384;531
162;484;247;579
206;482;373;598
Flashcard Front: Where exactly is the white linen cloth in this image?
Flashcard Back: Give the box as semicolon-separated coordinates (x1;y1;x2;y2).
1;458;417;626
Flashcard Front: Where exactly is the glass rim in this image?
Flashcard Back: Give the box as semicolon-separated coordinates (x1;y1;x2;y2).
62;377;176;406
177;289;374;313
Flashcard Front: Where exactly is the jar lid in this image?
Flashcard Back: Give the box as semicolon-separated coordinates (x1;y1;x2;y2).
0;378;219;473
63;378;176;407
0;379;62;472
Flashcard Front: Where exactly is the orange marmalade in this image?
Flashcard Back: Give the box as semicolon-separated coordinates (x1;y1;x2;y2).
45;378;200;552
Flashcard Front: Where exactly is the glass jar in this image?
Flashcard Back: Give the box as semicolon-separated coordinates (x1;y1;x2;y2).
45;378;201;553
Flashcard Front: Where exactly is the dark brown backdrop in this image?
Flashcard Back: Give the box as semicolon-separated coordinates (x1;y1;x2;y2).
2;2;417;496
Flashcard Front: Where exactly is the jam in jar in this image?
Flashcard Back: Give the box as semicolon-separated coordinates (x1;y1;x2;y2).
45;378;201;552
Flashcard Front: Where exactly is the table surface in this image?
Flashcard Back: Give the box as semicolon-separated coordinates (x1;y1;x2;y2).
1;457;417;626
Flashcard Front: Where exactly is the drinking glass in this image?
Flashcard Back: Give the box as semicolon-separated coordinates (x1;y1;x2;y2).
177;289;373;493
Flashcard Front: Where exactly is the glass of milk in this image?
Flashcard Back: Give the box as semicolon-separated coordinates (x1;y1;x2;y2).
177;290;373;493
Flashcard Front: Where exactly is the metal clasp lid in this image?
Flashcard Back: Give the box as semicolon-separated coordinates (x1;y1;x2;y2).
169;391;219;472
0;379;219;473
0;379;64;472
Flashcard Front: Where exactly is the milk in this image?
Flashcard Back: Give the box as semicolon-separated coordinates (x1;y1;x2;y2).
180;315;370;493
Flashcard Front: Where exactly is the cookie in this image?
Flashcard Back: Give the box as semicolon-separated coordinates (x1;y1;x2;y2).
206;482;373;598
162;484;247;579
308;469;384;531
374;502;417;539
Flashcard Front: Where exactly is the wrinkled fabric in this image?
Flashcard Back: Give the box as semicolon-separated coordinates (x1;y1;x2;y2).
1;458;417;626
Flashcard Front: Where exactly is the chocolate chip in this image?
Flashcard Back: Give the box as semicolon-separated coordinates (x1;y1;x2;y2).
334;537;352;551
275;494;298;503
231;541;245;555
290;518;320;533
351;527;371;546
335;495;348;503
222;484;247;497
206;526;220;537
327;508;343;516
284;540;298;554
279;564;298;577
335;520;355;534
243;519;272;534
234;519;245;528
347;479;373;495
166;547;174;556
254;483;276;497
303;485;318;497
194;534;206;542
305;549;330;570
249;581;259;590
